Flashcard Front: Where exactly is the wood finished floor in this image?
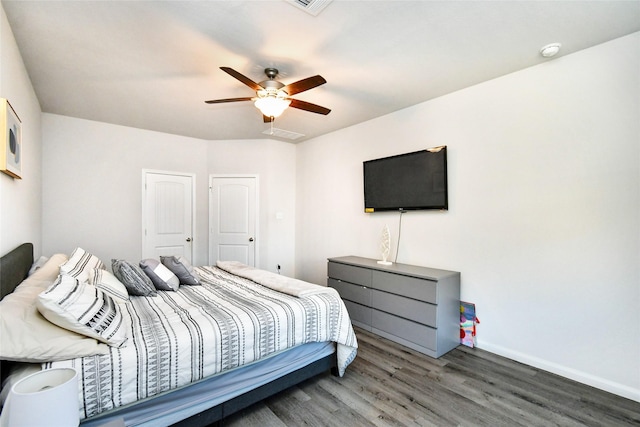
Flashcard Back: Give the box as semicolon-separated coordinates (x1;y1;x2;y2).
222;327;640;427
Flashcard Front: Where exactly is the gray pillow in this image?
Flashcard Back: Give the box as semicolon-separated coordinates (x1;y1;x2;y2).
111;259;157;296
140;259;179;291
160;256;200;285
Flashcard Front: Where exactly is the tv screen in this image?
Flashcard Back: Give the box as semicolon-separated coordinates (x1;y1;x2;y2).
363;146;447;212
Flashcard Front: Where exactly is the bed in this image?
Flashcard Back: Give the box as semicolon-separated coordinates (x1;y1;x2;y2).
0;243;357;426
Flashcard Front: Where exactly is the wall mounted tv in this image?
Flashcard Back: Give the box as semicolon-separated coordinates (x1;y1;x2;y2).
363;146;448;212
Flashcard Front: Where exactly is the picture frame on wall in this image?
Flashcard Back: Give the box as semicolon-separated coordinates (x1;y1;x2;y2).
1;98;22;179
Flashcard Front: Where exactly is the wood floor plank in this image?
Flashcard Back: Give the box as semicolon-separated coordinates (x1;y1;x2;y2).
219;327;640;427
222;401;286;427
266;385;347;427
315;373;406;426
323;360;433;426
440;349;637;426
439;352;586;425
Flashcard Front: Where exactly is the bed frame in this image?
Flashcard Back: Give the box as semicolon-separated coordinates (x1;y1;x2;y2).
0;243;338;426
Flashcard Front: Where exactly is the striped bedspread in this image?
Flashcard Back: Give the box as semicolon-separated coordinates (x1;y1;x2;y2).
47;266;358;419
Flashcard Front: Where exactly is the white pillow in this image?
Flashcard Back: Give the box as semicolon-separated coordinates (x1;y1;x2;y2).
37;274;128;347
59;247;105;283
89;268;129;303
28;255;49;276
0;254;110;362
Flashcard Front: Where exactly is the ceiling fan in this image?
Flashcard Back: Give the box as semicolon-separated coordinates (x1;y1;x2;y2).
205;67;331;122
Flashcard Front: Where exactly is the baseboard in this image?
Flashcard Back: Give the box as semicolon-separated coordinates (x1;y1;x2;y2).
477;340;640;403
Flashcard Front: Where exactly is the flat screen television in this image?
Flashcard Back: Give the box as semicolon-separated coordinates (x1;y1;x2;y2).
363;146;447;212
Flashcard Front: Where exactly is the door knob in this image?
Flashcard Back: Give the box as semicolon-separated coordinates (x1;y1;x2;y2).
249;237;254;242
186;237;192;242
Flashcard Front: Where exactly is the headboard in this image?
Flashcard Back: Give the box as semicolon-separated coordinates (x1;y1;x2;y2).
0;243;34;389
0;243;33;300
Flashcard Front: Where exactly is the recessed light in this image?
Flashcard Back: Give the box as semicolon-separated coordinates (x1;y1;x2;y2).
540;43;562;58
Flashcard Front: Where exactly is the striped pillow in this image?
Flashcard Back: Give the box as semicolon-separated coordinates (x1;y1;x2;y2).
37;274;128;347
111;259;157;296
89;268;129;303
60;247;105;283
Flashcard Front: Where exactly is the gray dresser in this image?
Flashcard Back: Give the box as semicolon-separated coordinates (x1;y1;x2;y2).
328;256;461;358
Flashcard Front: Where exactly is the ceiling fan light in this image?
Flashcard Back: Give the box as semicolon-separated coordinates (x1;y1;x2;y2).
254;97;291;118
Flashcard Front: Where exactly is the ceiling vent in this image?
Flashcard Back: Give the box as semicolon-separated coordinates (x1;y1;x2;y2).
263;127;306;141
285;0;333;16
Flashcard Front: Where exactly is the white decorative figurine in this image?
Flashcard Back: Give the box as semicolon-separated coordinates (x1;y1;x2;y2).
377;224;392;265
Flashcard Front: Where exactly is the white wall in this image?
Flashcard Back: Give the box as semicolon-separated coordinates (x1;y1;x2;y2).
0;5;42;257
206;139;297;276
296;33;640;401
41;115;297;274
41;115;209;265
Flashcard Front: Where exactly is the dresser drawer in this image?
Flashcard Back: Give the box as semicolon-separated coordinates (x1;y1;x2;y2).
371;289;437;327
372;310;437;351
372;270;437;303
328;262;372;287
343;300;371;326
328;278;371;306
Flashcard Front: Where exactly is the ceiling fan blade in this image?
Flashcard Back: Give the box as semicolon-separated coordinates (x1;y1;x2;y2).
220;67;262;91
282;75;326;96
289;99;331;115
204;97;253;104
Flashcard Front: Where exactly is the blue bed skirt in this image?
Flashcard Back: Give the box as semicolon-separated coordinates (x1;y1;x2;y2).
81;341;334;426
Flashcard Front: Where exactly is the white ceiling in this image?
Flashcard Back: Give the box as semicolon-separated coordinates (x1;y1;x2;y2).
3;0;639;143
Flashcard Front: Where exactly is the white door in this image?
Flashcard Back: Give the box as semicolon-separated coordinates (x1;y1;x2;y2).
142;171;195;263
209;175;258;266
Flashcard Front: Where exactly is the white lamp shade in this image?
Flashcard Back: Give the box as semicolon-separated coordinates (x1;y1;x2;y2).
6;368;79;427
254;96;291;118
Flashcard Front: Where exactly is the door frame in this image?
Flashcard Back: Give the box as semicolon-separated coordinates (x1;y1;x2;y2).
141;169;196;262
208;174;259;266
